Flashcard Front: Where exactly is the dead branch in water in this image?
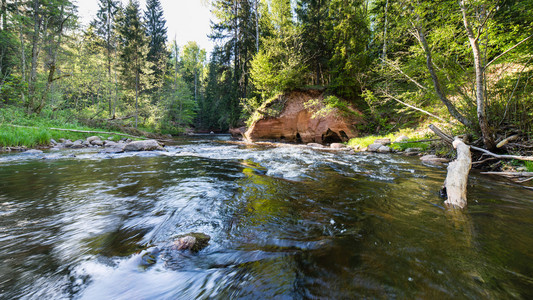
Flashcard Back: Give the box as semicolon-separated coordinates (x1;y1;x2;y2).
429;124;533;162
480;172;533;177
469;145;533;162
443;138;472;209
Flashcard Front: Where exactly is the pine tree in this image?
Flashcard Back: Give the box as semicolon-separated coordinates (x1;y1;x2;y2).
296;0;332;85
328;0;370;98
144;0;168;85
117;0;150;128
92;0;119;77
210;0;258;124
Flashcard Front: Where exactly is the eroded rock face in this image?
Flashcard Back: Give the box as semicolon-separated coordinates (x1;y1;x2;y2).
245;90;363;144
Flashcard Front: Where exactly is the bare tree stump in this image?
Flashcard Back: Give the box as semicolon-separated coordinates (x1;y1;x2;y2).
444;138;472;209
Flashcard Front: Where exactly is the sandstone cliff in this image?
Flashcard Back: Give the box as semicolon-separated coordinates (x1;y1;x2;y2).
245;90;363;144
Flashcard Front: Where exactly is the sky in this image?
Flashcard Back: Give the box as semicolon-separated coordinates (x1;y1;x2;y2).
76;0;215;55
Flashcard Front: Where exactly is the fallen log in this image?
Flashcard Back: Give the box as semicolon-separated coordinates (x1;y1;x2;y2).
443;138;472;209
469;145;533;162
429;124;533;162
5;124;147;140
480;172;533;177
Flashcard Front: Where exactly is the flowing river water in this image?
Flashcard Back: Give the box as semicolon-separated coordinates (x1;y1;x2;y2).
0;135;532;299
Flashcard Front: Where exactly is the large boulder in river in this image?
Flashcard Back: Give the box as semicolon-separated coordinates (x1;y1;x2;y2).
244;90;363;144
124;140;164;151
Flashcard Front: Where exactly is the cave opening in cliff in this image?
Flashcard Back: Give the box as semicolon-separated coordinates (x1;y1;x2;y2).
322;129;342;144
339;131;349;141
296;133;302;143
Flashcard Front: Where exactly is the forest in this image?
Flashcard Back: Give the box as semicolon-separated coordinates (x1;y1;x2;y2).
0;0;532;149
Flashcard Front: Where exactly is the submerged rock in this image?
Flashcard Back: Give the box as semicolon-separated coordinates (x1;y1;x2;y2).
138;233;211;269
244;90;363;144
403;148;421;156
124;140;164;151
172;232;211;252
420;155;449;165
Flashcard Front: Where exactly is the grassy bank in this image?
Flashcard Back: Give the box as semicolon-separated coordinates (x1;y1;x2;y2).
347;128;433;152
0;107;131;148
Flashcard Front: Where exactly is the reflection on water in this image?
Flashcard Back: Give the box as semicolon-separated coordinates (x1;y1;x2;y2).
0;136;532;299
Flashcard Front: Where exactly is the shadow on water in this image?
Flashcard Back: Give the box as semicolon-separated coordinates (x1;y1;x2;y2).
0;137;532;299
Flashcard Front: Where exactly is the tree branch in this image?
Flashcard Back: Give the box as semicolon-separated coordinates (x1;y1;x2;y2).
485;34;533;70
381;91;451;124
380;58;428;91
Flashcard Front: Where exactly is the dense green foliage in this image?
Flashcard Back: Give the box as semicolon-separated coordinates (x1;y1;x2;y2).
0;0;531;143
0;0;199;138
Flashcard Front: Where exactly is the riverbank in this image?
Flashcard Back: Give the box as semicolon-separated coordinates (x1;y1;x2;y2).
0;107;168;151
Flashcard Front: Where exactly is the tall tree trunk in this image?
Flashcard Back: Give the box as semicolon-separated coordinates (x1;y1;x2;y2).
416;25;472;128
174;39;181;126
459;0;495;150
36;3;66;114
106;3;113;118
382;0;389;60
135;69;139;129
254;0;259;53
15;0;26;103
0;0;6;31
28;0;42;112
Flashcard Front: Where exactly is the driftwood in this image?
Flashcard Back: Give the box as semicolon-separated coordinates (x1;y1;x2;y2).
5;124;147;140
496;135;519;148
469;145;533;162
429;124;533;162
480;172;533;177
443;138;472;209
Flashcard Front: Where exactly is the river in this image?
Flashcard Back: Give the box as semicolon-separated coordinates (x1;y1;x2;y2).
0;135;532;299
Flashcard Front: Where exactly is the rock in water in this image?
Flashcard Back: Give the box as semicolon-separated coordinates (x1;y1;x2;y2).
377;145;391;153
367;143;383;152
420;155;449;165
140;247;161;268
124;140;164;151
71;140;85;149
244;90;363;144
174;236;196;250
173;232;211;252
86;136;102;145
330;143;348;149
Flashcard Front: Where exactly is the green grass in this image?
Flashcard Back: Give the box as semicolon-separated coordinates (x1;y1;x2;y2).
525;161;533;172
347;134;395;149
0;106;133;148
347;129;433;151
